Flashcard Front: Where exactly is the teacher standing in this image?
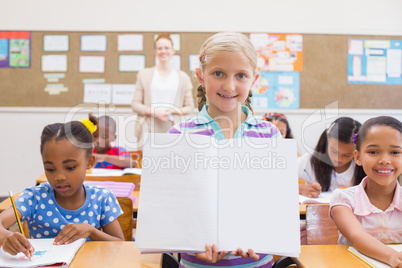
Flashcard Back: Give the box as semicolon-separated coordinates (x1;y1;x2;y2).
131;33;195;148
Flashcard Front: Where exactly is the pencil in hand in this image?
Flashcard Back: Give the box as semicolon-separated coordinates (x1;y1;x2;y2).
9;190;33;261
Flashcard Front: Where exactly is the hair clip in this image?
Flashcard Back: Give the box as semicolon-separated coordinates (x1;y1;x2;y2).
273;113;287;121
352;133;358;145
81;118;97;134
201;48;206;61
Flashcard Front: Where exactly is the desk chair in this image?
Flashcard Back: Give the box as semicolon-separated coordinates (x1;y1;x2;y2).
129;150;143;168
116;197;134;241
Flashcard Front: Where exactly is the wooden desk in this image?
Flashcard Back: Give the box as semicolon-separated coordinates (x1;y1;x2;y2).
69;241;161;268
292;245;369;268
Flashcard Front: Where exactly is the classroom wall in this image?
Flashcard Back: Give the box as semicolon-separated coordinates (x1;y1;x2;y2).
1;0;402;196
0;0;401;36
1;107;402;196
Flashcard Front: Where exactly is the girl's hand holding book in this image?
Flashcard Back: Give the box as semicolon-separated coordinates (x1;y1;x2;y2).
231;248;260;261
195;244;228;263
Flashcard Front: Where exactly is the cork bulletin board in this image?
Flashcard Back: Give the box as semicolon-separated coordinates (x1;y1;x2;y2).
0;32;400;109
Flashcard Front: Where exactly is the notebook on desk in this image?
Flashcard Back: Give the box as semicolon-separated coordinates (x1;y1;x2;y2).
0;238;85;268
299;191;333;204
348;245;402;268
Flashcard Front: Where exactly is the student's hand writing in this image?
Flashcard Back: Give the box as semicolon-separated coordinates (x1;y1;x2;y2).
154;109;172;122
299;182;322;198
231;248;260;261
195;244;228;263
54;223;92;245
388;251;402;268
3;232;34;259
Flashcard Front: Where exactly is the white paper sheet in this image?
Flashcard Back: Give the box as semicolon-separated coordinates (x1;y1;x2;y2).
250;33;270;49
386;49;402;77
81;35;107;51
367;56;387;82
118;34;143;51
0;238;85;268
119;55;145;72
348;39;364;55
41;55;67;72
112;84;136;105
189;54;199;72
83;83;112;104
79;56;105;73
43;35;69;52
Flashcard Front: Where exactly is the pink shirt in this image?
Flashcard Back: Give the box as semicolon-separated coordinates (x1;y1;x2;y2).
330;177;402;245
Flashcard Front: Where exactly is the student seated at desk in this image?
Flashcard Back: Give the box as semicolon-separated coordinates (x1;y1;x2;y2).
330;116;402;267
91;114;135;169
298;117;366;198
0;117;124;259
262;112;301;157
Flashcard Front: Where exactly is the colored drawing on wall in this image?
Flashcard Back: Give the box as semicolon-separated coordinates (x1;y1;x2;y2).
251;72;300;110
0;31;31;68
250;33;303;72
347;39;402;84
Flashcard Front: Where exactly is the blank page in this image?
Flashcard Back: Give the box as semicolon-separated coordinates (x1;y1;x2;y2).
217;138;300;256
135;133;219;252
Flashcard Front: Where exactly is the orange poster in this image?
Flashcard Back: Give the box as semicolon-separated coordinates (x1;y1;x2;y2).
249;33;303;72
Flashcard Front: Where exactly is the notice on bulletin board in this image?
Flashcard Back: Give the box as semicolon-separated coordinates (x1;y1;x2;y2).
250;33;303;72
251;72;300;110
347;39;402;84
0;31;31;68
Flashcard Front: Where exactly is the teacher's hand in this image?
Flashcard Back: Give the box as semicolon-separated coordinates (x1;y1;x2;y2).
154;109;172;122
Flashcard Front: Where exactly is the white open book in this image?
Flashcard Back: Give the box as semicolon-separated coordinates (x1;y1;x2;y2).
349;245;402;268
298;191;333;204
135;133;301;257
0;238;85;268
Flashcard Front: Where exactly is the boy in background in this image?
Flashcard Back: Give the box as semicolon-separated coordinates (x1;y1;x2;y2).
92;115;135;169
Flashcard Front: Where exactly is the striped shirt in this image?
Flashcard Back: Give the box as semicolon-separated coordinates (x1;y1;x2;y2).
169;105;280;268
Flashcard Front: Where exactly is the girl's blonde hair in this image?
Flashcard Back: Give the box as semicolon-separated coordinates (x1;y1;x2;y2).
197;32;257;113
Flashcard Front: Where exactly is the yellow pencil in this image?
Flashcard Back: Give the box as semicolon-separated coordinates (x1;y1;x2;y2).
9;190;32;261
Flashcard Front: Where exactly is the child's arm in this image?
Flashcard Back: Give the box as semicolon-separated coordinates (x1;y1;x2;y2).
0;208;34;258
54;219;124;245
332;205;402;267
299;182;322;198
94;154;134;168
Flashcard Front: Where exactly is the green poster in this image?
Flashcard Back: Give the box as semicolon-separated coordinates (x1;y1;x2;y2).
9;39;30;67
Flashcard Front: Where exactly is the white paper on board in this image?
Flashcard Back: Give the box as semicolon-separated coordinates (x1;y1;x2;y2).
43;35;69;52
119;55;145;72
112;84;136;105
81;35;107;51
79;56;105;73
83;84;112;104
41;55;68;72
118;34;143;51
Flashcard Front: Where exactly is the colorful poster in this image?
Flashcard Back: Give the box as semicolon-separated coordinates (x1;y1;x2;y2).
347;39;402;84
251;72;300;110
250;33;303;72
0;31;31;68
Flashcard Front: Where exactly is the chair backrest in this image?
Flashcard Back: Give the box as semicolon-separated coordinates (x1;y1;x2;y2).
306;204;339;245
162;253;179;268
129;150;143;168
116;197;133;241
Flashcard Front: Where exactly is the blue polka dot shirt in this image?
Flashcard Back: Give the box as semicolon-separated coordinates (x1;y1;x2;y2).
15;182;123;240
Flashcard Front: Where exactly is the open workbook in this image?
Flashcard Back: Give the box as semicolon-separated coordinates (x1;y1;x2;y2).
135;133;301;257
349;245;402;268
299;191;333;204
0;238;85;268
